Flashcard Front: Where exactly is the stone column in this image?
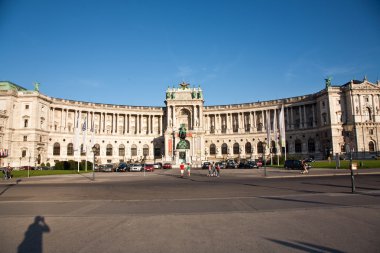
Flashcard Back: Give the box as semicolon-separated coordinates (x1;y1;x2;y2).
52;107;55;131
312;104;316;127
290;107;294;129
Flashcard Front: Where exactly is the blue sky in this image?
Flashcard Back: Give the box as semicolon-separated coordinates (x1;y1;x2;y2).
1;0;379;106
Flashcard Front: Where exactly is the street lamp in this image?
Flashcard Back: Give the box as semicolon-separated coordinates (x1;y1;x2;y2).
91;145;97;181
345;125;356;193
262;141;267;177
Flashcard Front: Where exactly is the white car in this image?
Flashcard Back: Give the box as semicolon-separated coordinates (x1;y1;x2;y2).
130;164;143;172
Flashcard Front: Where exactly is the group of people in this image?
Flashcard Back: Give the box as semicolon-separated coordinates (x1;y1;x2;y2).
179;162;191;177
207;162;220;177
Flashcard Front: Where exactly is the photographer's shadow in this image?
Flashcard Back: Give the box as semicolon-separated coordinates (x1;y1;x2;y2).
18;216;50;253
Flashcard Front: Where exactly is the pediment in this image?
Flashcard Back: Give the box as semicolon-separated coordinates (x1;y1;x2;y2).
351;81;380;90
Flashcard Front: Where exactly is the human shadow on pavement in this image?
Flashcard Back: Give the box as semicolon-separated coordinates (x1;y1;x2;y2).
266;238;345;253
18;216;50;253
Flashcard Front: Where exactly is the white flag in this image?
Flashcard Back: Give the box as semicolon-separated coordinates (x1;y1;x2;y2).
266;110;271;151
82;117;87;153
273;109;278;145
279;104;286;147
90;120;95;146
73;112;81;151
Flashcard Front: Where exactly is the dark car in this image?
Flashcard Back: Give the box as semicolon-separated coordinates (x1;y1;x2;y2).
245;161;259;169
163;163;172;169
225;160;237;169
202;161;211;170
304;158;315;163
284;160;303;170
116;162;129;172
215;162;225;169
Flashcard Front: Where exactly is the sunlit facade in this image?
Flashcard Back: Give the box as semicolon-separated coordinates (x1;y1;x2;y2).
0;78;379;167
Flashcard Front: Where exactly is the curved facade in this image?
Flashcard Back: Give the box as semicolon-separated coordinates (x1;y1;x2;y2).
0;79;379;167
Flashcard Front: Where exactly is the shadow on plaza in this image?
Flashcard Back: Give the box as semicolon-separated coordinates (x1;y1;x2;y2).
17;216;50;253
266;238;345;253
302;181;380;192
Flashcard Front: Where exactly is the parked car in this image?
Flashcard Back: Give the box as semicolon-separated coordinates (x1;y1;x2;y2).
304;158;315;163
116;162;129;172
245;161;259;169
101;164;114;172
284;160;311;170
130;164;144;172
226;160;237;169
163;163;172;169
215;162;225;169
144;164;155;172
202;161;211;170
153;163;162;169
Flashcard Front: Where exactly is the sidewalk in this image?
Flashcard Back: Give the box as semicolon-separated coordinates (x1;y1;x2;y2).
1;167;380;184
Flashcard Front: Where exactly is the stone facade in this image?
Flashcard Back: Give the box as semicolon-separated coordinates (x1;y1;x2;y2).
0;79;379;168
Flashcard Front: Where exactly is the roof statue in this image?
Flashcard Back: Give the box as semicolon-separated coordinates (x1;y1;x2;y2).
34;82;40;92
325;77;332;88
179;82;190;90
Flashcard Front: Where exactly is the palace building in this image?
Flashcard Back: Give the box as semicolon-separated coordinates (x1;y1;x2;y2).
0;78;379;168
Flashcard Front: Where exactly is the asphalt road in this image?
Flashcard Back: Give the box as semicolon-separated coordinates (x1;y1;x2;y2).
1;169;379;253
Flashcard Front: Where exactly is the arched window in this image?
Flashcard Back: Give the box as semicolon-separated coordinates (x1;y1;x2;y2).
94;144;100;156
221;143;228;155
210;144;216;155
308;139;315;153
341;145;345;152
131;144;137;156
369;141;375;152
257;142;264;154
366;107;372;121
245;142;252;154
295;139;302;153
119;144;125;156
53;143;60;156
106;144;113;156
67;143;74;156
143;145;149;156
233;143;240;154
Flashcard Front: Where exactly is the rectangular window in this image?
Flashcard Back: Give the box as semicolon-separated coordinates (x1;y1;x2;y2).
22;150;26;157
23;136;27;141
25;105;29;109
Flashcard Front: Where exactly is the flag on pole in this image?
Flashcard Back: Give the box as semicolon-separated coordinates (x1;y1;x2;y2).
90;120;95;146
279;104;286;147
266;110;271;150
82;117;87;153
73;112;80;151
273;109;278;141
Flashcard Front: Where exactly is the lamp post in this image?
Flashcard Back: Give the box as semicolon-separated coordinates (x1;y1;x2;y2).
345;125;356;193
92;145;96;181
262;141;267;177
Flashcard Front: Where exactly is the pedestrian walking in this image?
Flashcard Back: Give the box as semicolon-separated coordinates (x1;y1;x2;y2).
211;162;216;176
186;163;191;177
3;164;12;180
207;163;212;177
216;163;220;177
180;162;185;177
301;160;309;174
